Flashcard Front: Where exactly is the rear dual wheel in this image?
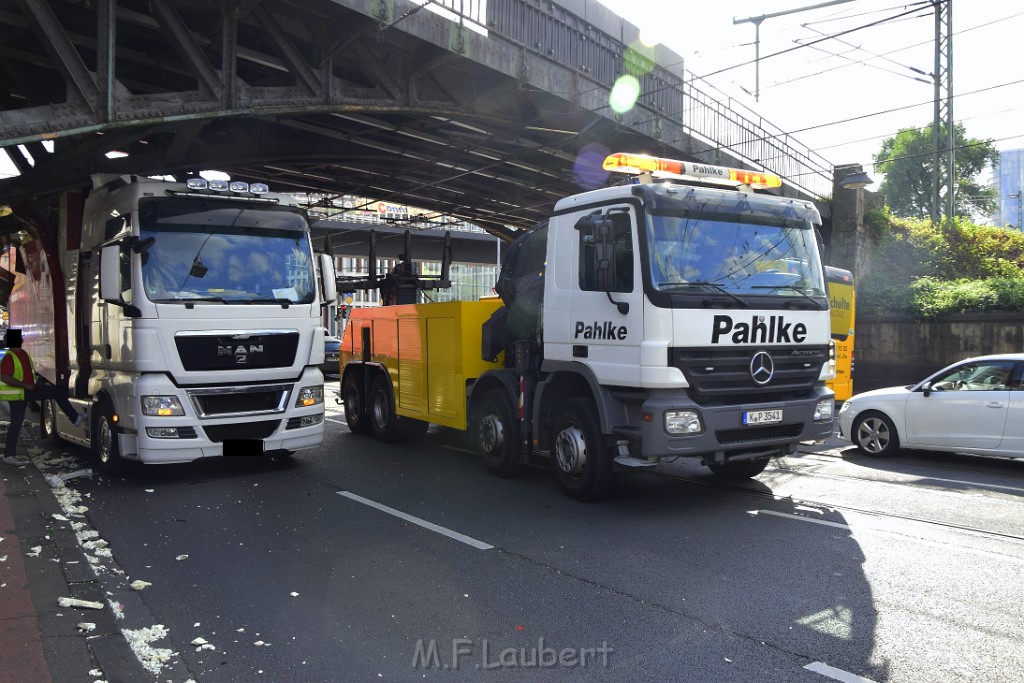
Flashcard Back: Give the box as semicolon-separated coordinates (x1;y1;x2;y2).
474;389;523;478
368;374;430;443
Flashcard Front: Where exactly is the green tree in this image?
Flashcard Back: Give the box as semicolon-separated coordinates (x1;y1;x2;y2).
873;122;998;220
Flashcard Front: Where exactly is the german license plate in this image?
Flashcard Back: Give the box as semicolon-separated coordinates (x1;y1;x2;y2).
743;409;782;426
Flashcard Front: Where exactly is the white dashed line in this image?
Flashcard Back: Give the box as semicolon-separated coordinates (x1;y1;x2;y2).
748;509;851;530
337;491;494;550
805;661;878;683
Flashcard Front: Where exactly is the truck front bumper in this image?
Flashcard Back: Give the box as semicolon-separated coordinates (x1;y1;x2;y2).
119;370;326;464
635;388;834;463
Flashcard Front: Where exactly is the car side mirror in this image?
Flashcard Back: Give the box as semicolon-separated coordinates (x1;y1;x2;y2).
921;381;932;397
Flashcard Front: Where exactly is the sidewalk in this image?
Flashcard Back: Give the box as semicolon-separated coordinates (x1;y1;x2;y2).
0;412;148;683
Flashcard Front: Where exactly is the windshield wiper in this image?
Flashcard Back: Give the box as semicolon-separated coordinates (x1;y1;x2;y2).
177;296;229;304
750;284;824;309
660;280;748;307
245;297;294;307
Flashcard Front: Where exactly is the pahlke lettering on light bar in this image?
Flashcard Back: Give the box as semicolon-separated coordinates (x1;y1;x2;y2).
602;152;782;189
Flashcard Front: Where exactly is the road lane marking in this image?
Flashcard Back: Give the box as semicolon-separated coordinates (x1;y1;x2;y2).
337;491;494;550
749;509;851;530
805;661;878;683
325;417;346;425
921;474;1024;495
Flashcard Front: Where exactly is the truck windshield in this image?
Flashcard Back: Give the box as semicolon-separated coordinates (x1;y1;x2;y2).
138;198;314;304
646;210;826;299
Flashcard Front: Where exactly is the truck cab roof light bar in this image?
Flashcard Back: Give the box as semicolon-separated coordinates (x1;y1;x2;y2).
185;178;271;196
602;153;782;190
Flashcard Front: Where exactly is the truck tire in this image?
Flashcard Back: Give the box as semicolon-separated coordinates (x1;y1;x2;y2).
342;373;371;434
369;374;403;443
474;388;522;478
41;399;63;445
707;457;770;481
93;402;127;476
551;398;614;501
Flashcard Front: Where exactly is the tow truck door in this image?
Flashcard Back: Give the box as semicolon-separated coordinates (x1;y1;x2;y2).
548;207;644;385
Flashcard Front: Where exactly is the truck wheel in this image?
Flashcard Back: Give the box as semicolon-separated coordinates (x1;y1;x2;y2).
475;388;522;478
708;457;770;481
41;400;63;445
342;373;371;434
853;411;900;457
93;403;127;476
369;374;403;443
551;398;614;501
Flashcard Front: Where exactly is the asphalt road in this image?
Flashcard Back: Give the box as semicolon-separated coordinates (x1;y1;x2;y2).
24;399;1024;682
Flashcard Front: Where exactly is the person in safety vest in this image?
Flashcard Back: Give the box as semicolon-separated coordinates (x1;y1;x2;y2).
1;329;85;465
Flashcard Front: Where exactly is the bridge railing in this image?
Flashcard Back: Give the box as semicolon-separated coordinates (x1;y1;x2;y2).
449;0;835;199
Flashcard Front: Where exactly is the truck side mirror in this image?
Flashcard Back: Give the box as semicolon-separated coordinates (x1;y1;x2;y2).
99;243;141;317
319;252;338;304
99;244;122;302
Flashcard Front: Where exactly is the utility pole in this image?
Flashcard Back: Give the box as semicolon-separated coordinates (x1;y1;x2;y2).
733;0;856;102
931;0;953;223
1010;190;1023;231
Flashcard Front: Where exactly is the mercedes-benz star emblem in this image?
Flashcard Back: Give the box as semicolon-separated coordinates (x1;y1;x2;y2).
750;351;775;385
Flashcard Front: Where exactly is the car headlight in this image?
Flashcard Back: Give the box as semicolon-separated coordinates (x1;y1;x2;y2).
814;398;834;422
838;401;851;414
141;396;185;416
295;385;324;407
665;410;703;435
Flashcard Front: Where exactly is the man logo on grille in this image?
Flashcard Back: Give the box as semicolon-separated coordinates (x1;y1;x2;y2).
218;344;264;365
750;351;774;385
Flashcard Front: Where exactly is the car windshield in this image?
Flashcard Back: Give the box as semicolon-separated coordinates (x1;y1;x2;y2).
138;197;314;304
646;210;826;299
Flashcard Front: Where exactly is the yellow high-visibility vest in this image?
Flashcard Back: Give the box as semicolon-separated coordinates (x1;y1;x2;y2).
0;350;34;401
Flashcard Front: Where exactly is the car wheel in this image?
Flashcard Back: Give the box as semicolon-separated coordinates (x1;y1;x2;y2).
707;457;771;481
474;388;523;478
342;373;371;434
93;402;127;475
551;398;614;501
852;411;900;457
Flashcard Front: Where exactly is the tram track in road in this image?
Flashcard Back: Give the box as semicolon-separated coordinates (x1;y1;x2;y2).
643;467;1024;547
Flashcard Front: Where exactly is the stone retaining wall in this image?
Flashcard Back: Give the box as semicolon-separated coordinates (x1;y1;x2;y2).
854;314;1024;393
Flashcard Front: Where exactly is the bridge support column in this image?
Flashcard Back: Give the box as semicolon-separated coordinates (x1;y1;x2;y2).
830;163;882;278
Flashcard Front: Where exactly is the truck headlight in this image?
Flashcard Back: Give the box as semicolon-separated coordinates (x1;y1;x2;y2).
814;398;834;422
295;385;324;407
819;339;837;380
665;410;703;435
142;396;185;416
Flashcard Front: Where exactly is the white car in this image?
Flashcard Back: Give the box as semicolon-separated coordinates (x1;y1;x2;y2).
837;353;1024;458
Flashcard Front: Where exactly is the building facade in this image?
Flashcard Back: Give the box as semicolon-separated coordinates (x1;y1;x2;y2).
995;149;1024;229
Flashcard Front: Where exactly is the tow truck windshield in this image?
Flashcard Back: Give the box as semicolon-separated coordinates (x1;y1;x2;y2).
646;209;826;303
138;198;314;304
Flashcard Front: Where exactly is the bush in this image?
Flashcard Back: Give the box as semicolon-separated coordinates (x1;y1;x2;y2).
859;216;1024;318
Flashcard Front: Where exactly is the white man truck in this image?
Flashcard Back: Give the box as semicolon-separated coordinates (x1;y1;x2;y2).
6;175;337;472
339;153;835;500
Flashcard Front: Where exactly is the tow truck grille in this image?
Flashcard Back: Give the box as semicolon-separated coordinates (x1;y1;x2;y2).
670;346;829;405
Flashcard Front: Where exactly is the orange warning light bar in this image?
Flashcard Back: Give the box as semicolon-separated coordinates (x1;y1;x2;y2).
602;153;782;189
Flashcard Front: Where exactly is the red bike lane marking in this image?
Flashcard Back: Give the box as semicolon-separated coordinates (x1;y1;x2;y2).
0;474;53;683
